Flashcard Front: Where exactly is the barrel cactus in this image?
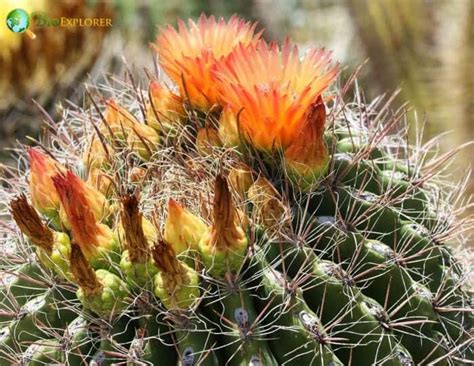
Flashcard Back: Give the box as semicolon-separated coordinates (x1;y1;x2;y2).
1;15;472;365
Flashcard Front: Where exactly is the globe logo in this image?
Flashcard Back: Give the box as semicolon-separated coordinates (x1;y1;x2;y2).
6;8;30;34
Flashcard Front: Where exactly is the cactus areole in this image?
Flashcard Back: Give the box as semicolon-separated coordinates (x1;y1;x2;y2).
1;14;472;366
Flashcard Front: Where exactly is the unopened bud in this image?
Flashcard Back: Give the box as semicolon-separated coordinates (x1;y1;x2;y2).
129;167;146;183
247;176;287;230
228;163;254;199
103;99;138;139
10;194;54;254
127;122;160;161
53;171;113;260
120;193;149;264
28;148;64;218
87;168;114;198
284;98;329;190
164;199;207;253
147;80;185;131
70;242;102;297
196;127;222;155
83;136;109;170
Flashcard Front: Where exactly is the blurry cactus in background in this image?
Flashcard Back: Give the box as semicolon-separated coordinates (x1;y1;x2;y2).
346;0;474;215
0;0;112;159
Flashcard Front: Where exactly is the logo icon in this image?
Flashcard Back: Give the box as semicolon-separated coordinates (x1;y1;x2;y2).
6;8;36;38
6;8;29;33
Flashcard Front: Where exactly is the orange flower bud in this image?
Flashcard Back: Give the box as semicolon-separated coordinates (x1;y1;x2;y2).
101;99;160;160
28;148;64;217
102;99;138;139
126;121;160;161
284;98;330;189
53;171;113;259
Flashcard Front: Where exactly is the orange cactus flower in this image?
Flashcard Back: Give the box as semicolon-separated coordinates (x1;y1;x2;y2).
53;171;113;259
154;14;261;111
28;148;65;217
214;40;339;150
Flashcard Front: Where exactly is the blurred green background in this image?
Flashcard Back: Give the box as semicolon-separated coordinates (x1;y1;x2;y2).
1;0;472;211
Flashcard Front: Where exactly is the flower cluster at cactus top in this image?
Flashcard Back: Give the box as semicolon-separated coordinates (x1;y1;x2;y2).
154;15;339;184
13;14;341;318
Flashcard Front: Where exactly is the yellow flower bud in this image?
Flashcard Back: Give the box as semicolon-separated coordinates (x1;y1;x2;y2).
196;127;222;155
83;135;109;170
163;199;207;254
126;121;160;161
146;80;184;131
218;107;241;147
228;163;254;199
87;168;114;198
247;176;288;231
